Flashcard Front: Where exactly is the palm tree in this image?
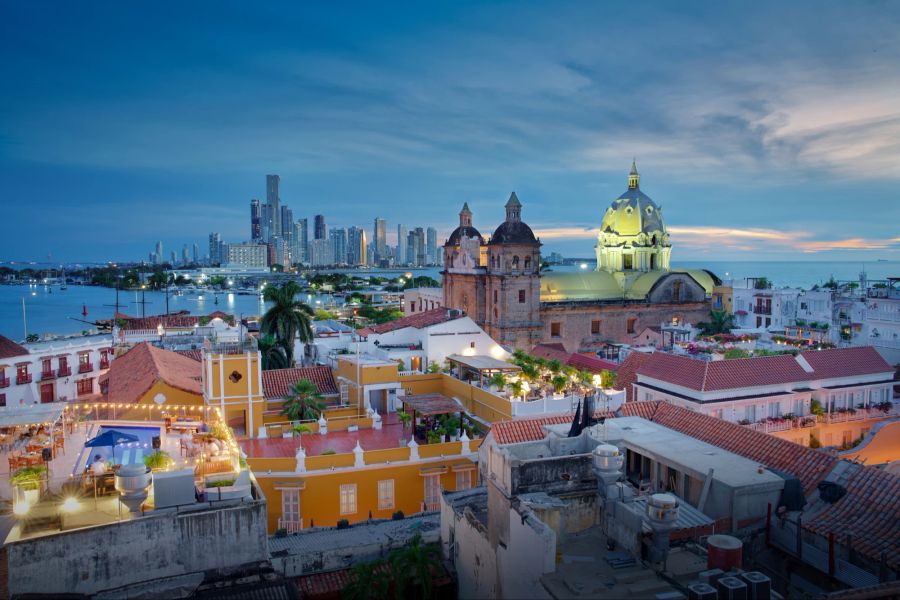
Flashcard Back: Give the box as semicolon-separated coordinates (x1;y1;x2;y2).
507;380;525;399
547;359;562;374
551;374;568;394
283;378;326;422
343;561;390;600
388;533;442;600
258;334;289;370
521;363;539;382
260;281;314;366
698;310;735;336
489;372;507;390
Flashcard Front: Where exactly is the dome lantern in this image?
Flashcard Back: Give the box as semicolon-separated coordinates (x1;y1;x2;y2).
628;159;640;190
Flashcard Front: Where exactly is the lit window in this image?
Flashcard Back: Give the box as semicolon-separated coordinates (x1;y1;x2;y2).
340;484;357;515
455;470;472;491
378;479;394;510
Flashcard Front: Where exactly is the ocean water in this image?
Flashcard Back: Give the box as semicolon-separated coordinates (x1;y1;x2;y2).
1;261;895;340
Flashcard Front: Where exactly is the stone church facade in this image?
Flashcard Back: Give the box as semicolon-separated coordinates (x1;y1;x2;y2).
441;164;717;352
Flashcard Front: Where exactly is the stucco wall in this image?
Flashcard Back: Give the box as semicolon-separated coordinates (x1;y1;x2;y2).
7;501;269;597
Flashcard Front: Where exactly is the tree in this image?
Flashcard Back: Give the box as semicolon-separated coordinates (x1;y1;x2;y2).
342;561;390;600
697;310;735;336
261;281;314;366
551;374;568;393
507;380;525;399
753;277;771;290
283;378;326;421
147;271;168;290
600;369;617;389
388;532;442;600
258;334;289;370
547;359;562;374
489;373;507;389
520;363;539;382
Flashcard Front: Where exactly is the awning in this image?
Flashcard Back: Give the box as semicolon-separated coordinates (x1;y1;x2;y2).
0;403;65;428
447;354;521;372
419;466;449;475
402;393;464;416
274;481;306;490
451;463;477;472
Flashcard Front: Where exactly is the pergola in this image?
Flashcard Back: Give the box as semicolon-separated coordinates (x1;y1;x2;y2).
401;393;465;442
446;354;521;387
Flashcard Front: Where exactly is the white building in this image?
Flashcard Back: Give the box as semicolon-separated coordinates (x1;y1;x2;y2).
632;346;893;424
308;238;334;267
226;242;268;269
862;282;900;364
0;333;114;409
730;280;800;331
403;287;443;316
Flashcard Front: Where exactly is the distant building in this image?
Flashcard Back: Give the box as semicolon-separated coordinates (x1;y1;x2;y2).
330;228;347;265
309;238;333;267
266;174;280;242
396;224;408;264
314;214;327;240
280;205;293;250
192;243;199;264
268;236;289;267
374;217;387;263
403;287;443;316
208;233;222;266
227;242;268;269
426;227;437;265
154;241;163;265
347;226;366;266
169;250;176;265
292;218;308;264
250;199;261;241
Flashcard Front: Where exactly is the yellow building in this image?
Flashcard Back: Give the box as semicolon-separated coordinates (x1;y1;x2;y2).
712;283;733;314
201;341;265;437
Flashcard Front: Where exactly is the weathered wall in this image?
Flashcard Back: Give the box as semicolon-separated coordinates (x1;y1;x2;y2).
7;501;269;597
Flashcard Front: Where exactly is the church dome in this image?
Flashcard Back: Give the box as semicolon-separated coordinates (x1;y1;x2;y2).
599;161;667;238
489;192;539;245
445;202;483;246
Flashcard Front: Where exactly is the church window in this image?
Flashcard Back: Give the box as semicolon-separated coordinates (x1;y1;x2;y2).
494;308;498;319
550;322;561;338
524;256;531;271
512;256;520;270
623;254;633;270
518;290;526;303
493;290;498;304
626;318;637;334
672;281;682;302
591;320;601;335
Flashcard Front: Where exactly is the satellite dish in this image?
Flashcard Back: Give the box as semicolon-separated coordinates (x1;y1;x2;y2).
153;393;166;405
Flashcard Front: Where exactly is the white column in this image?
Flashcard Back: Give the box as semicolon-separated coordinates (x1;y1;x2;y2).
294;445;306;473
318;414;328;435
407;438;419;461
353;441;365;467
460;430;471;454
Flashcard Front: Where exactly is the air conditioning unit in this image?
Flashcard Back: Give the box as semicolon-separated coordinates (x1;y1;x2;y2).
715;577;748;600
740;572;771;600
698;568;724;585
687;583;717;600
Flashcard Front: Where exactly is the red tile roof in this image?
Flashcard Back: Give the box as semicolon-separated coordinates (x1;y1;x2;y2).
799;346;892;378
566;353;618;374
0;335;29;360
490;408;616;445
357;308;462;336
176;349;203;362
105;342;202;403
636;347;892;392
804;465;900;571
616;352;653;402
261;366;339;398
530;344;570;363
117;311;234;331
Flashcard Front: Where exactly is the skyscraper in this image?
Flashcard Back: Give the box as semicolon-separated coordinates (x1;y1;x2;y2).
373;218;387;263
292;219;308;265
426;227;437;265
250;199;262;241
281;205;293;251
309;238;333;267
181;244;189;265
314;215;327;240
330;228;348;265
208;233;221;265
396;224;408;265
155;241;163;265
192;243;200;264
266;175;281;241
408;227;425;266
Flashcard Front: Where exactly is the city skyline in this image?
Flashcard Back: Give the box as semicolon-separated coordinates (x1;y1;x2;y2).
1;2;899;262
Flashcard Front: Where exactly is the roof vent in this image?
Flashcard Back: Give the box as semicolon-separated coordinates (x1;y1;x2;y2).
794;354;815;373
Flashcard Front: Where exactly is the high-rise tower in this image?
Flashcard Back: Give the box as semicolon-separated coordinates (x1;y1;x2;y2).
314;215;327;240
266;174;280;242
250;199;262;241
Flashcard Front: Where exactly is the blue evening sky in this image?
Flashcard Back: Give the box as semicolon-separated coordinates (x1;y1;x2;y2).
1;1;898;263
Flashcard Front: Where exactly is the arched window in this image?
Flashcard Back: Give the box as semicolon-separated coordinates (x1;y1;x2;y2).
524;256;531;271
512;256;520;270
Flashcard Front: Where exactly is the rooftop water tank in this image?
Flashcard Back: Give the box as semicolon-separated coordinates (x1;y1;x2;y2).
707;534;743;571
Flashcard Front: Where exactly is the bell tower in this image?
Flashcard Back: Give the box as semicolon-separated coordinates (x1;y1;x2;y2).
628;159;640;189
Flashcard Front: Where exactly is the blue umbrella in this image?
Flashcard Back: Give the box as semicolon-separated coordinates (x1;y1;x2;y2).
84;429;140;465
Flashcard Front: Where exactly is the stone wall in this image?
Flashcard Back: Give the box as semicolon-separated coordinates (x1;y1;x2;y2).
7;501;269;597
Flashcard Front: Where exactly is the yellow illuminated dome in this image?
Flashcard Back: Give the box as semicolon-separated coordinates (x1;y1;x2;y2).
599;161;667;238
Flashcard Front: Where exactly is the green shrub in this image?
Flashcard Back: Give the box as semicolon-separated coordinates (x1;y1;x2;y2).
336;519;350;529
207;478;235;488
143;450;172;471
321;449;336;455
392;510;405;520
10;465;46;488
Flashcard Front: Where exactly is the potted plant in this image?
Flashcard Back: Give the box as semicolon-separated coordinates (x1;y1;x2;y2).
488;372;507;391
143;450;173;472
293;424;312;438
551;374;568;396
507;380;525;400
10;465;46;507
444;416;461;441
426;430;441;444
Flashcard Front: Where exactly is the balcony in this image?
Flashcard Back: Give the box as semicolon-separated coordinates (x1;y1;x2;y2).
57;366;71;377
78;362;93;374
16;373;33;385
277;518;303;534
0;376;9;388
99;359;110;370
40;370;55;381
753;305;772;315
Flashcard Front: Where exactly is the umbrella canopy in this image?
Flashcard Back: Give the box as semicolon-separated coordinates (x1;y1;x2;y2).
85;429;140;464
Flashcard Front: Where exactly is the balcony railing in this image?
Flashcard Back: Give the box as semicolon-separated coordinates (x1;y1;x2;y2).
0;376;9;388
57;366;71;377
277;518;303;533
78;362;93;374
16;373;32;385
753;305;772;315
99;359;110;370
40;370;55;381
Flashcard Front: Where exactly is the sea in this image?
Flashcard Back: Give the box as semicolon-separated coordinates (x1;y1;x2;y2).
0;261;896;341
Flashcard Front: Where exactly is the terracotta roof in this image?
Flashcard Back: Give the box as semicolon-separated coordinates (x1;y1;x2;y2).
176;349;203;362
566;353;618;374
357;308;462;336
118;311;234;331
105;343;202;404
530;344;570;363
490;409;616;445
804;465;900;571
799;346;893;379
0;335;29;360
262;366;339;398
616;352;653;402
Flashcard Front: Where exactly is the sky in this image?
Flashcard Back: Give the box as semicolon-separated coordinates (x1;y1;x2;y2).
1;0;898;263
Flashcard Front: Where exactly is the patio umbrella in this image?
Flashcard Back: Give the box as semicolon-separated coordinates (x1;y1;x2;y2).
84;429;140;465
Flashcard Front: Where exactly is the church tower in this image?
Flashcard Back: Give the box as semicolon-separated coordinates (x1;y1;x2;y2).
484;193;542;349
596;161;671;273
442;203;487;322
